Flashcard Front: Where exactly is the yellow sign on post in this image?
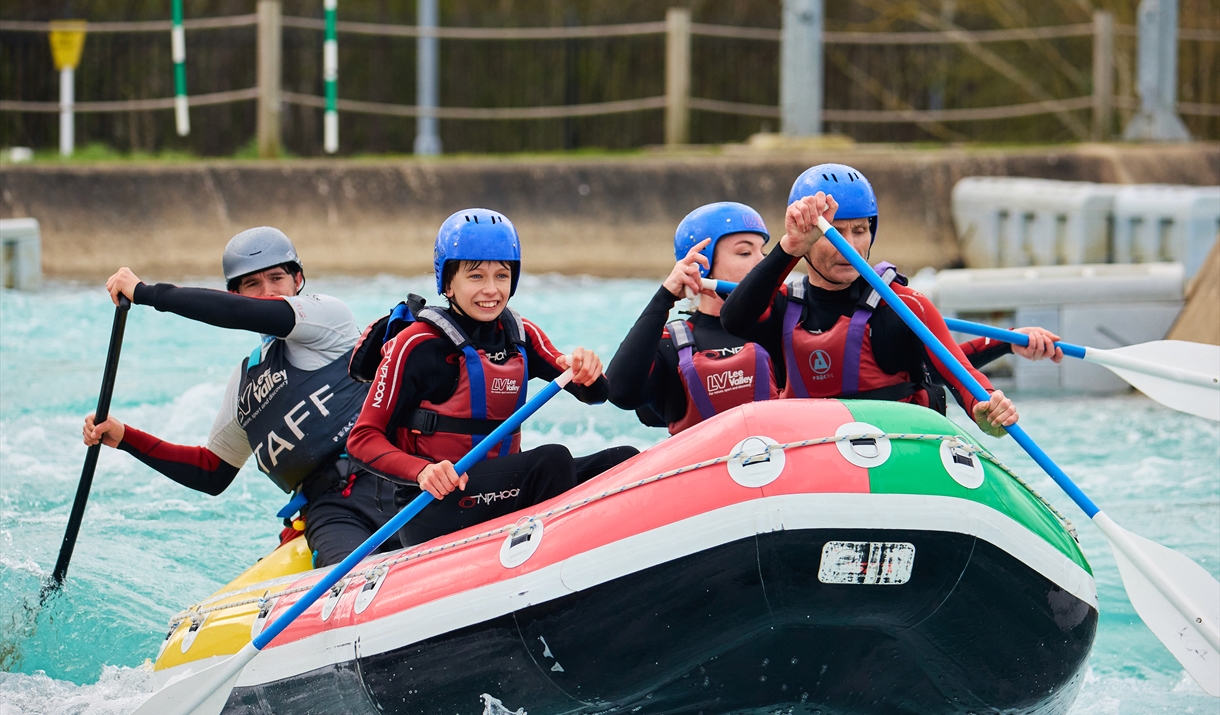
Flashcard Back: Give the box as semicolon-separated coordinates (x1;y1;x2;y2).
49;21;87;71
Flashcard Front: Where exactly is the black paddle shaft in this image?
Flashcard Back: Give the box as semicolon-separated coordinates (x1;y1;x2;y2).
44;295;131;598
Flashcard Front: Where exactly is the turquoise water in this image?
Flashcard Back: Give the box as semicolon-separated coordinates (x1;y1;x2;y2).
1;276;1217;714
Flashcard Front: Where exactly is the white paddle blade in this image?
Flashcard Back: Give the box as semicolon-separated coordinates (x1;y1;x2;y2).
1093;341;1220;421
1110;340;1220;379
1107;365;1220;421
1104;524;1220;696
133;643;258;715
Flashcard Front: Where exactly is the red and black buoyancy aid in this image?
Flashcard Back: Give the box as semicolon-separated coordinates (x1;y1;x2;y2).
666;319;777;434
780;263;945;413
404;307;529;466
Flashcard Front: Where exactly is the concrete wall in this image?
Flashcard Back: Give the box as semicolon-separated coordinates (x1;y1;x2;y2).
3;143;1217;282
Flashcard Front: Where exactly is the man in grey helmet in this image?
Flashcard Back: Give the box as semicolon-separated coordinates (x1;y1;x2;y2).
82;227;398;567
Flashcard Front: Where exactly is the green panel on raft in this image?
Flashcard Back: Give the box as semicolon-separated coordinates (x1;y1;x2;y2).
842;399;1090;574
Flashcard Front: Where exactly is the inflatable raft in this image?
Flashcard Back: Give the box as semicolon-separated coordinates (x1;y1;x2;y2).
152;399;1096;715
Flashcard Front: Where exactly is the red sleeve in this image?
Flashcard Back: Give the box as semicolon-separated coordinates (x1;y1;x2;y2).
522;318;610;403
522;318;567;378
957;336;991;358
893;286;994;415
345;327;439;484
117;426;239;496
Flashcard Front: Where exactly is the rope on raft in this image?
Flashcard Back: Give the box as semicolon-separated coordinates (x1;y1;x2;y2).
168;431;1077;625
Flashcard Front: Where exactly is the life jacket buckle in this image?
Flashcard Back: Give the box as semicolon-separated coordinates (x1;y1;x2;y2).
409;408;439;435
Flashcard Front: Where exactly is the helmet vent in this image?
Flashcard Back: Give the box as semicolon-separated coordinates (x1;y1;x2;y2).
464;215;471;222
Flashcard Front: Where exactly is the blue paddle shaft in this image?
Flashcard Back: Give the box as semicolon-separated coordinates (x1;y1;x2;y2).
251;376;569;650
816;221;1100;518
943;318;1087;360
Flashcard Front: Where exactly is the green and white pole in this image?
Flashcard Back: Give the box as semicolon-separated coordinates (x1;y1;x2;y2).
323;0;338;153
171;0;189;136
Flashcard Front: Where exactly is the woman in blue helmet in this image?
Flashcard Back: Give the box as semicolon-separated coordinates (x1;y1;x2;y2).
346;208;638;546
721;165;1062;436
607;202;779;433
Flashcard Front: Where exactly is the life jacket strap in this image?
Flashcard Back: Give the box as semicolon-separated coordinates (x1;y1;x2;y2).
781;278;811;399
406;407;512;437
668;319;717;420
842;263;901;396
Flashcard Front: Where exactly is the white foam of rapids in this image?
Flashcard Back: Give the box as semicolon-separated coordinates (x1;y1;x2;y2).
0;666;152;715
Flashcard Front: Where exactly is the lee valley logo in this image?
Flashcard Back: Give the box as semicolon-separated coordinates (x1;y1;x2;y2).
706;369;752;395
491;377;520;395
239;368;288;420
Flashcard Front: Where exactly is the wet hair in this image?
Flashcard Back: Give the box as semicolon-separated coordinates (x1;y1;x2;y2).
226;262;303;292
440;259;517;295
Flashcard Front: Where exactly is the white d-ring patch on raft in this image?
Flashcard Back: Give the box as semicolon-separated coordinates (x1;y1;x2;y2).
320;580;349;622
354;564;389;614
727;436;785;487
181;613;207;653
250;596;276;641
501;518;545;568
835;422;892;468
941;437;985;489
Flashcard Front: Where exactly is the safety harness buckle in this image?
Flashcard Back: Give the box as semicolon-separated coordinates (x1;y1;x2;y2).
409;408;439;435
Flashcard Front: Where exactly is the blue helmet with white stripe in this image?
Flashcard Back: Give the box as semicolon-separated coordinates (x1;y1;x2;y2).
789;164;878;242
434;208;522;296
673;202;770;278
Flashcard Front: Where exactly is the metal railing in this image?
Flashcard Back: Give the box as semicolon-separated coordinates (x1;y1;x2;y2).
2;9;1217;153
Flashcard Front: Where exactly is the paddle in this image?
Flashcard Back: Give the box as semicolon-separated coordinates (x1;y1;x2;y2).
813;215;1219;697
133;367;576;715
943;317;1219;422
41;295;131;604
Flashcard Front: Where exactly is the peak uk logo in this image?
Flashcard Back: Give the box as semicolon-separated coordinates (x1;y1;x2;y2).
810;350;832;376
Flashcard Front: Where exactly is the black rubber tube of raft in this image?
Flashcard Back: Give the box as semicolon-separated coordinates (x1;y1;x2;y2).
42;296;131;603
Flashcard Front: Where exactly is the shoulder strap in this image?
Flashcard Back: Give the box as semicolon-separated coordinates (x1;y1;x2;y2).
862;262;901;309
666;319;696;351
843;262;905;396
247;335;274;370
416;306;472;349
787;277;807;301
501;307;527;347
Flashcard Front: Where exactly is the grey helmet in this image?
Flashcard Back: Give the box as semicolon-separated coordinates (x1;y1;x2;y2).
222;227;303;290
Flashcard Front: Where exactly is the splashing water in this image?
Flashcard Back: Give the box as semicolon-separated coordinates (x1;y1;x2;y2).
1;276;1216;714
480;693;527;715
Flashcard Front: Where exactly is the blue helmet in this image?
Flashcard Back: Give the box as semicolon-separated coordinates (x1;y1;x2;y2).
788;163;878;242
673;202;770;278
433;208;522;296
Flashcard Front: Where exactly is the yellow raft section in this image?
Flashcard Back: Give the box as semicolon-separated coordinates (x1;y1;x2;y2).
154;536;314;671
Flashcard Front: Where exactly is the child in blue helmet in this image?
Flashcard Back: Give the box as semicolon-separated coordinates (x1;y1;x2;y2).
347;208;637;547
721;165;1063;436
607;202;780;434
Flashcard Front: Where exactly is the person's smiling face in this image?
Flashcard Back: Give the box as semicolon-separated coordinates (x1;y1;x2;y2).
446;260;512;321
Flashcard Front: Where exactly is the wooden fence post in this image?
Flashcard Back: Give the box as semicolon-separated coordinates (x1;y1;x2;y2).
1092;10;1113;141
665;7;690;146
257;0;282;158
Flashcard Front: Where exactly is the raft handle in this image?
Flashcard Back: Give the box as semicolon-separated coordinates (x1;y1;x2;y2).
849;437;880;459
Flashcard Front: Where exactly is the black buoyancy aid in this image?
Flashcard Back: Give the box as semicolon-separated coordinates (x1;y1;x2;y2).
405;307;529;465
238;338;370;493
780;263;946;413
666;319;777;435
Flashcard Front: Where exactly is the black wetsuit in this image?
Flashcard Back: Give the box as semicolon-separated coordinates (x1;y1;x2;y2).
606;286;755;426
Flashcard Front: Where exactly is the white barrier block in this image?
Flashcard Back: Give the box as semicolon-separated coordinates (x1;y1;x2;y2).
1112;185;1220;279
0;218;42;290
951;177;1116;269
932;262;1184;312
